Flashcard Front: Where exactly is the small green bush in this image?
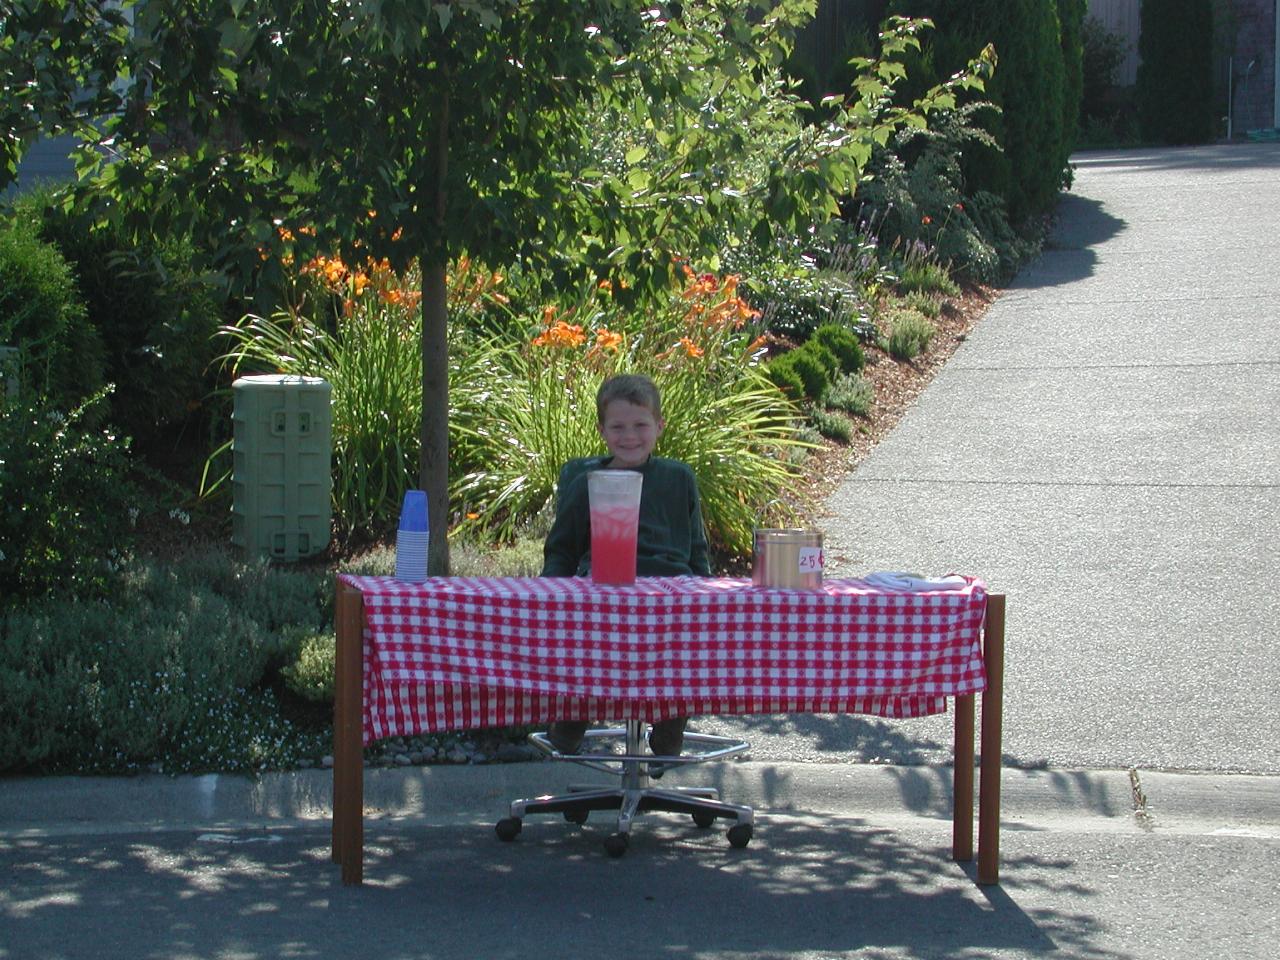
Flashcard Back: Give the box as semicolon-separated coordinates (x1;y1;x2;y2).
904;291;940;318
126;549;328;665
811;323;866;374
282;630;336;704
798;339;839;377
743;270;863;341
897;257;960;299
452;535;546;577
766;353;806;401
0;390;142;606
886;308;936;361
786;346;830;401
0;222;105;407
337;534;546;597
1058;0;1087;158
825;373;874;416
811;407;853;442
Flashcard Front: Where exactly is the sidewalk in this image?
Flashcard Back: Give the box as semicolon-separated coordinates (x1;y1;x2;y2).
808;142;1280;776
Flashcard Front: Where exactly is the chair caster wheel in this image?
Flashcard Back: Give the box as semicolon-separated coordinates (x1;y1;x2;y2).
564;809;589;825
495;817;522;841
726;823;752;848
692;811;716;829
603;833;630;858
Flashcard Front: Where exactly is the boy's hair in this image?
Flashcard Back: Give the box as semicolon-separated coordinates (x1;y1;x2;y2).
596;374;662;422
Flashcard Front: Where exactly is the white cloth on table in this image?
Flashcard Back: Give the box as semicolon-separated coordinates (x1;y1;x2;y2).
861;571;969;592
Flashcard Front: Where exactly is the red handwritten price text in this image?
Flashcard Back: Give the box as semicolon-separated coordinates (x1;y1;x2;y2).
797;547;824;572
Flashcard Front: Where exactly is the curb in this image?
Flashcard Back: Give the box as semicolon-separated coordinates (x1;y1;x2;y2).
3;762;1277;838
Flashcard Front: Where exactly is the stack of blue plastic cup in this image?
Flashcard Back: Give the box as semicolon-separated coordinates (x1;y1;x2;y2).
395;489;429;582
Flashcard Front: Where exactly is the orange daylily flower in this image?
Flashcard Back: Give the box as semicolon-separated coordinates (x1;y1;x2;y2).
532;319;587;348
593;327;623;353
676;336;704;358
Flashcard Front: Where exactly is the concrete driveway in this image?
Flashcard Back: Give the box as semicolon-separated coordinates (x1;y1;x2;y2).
709;142;1280;776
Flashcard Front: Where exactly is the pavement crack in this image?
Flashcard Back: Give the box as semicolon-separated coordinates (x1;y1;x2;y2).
1129;766;1156;832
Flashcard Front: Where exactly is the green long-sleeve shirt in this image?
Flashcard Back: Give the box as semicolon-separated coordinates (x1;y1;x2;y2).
541;455;711;578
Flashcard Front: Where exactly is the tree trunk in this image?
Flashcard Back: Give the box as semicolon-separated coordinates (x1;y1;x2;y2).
420;259;450;576
421;79;451;576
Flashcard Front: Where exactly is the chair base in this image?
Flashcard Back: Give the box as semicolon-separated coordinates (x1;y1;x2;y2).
495;720;754;856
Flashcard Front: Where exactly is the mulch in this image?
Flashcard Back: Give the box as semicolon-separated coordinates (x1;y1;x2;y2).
792;284;998;517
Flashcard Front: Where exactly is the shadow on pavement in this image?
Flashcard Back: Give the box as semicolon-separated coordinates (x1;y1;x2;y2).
719;712;951;766
0;819;1125;960
1002;194;1127;292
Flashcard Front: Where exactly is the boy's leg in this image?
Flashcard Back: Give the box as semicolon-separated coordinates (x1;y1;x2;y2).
547;720;588;754
648;717;688;757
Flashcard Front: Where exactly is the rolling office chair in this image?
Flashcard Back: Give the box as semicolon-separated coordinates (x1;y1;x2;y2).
495;720;753;857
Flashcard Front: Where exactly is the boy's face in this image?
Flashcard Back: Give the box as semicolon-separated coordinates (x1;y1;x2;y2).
598;399;664;469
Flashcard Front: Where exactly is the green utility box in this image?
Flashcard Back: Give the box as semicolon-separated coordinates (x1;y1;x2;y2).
231;374;332;561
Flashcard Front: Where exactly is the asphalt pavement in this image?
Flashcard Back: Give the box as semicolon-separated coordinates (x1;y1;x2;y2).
3;143;1279;959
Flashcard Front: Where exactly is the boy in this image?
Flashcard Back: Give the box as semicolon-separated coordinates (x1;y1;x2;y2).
542;373;710;766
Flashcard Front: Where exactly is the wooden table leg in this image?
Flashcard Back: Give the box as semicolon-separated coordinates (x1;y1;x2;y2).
333;580;365;885
952;692;975;862
977;593;1006;886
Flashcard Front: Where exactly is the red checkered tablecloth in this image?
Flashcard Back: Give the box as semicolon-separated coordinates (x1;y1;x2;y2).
339;574;989;745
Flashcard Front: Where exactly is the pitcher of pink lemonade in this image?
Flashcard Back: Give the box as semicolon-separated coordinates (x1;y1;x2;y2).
587;469;643;585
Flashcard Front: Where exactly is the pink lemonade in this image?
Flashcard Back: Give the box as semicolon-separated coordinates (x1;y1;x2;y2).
590;505;639;585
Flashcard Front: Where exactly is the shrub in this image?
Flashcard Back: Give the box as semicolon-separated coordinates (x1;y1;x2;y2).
904;291;940;318
798;339;839;377
766;352;806;401
786;345;830;402
15;187;226;440
0;390;142;606
1;585;261;772
826;373;874;416
885;307;936;360
0;222;105;408
743;269;865;341
887;0;1072;221
129;547;328;665
340;533;547;582
1136;0;1215;145
282;630;336;704
1057;0;1086;158
1080;16;1129;124
811;323;866;374
855;104;1027;285
897;254;960;298
811;407;853;442
0;547;332;774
